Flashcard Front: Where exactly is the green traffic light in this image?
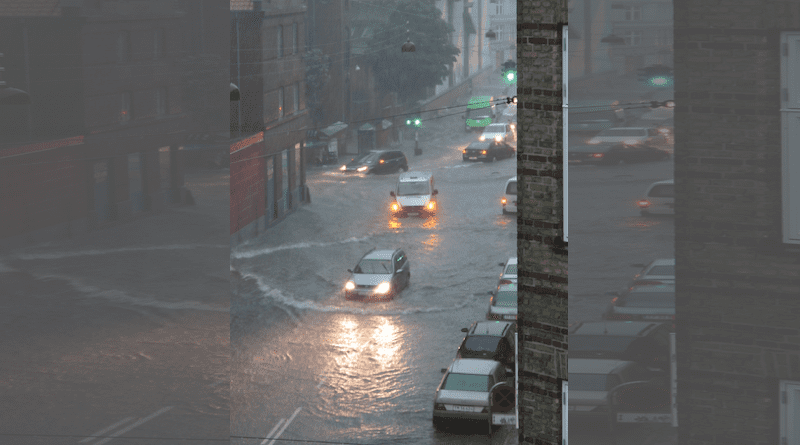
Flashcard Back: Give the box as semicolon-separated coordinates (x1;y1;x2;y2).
502;69;517;85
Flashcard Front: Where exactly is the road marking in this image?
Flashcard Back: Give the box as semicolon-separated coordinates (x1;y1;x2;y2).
79;417;134;443
92;406;173;445
260;419;285;445
266;407;302;445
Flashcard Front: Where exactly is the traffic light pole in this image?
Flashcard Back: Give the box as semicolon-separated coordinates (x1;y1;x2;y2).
414;128;421;156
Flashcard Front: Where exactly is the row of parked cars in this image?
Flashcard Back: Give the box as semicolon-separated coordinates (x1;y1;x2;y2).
569;258;676;431
432;257;519;431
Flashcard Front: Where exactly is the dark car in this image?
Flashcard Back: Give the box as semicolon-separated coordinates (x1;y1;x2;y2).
456;320;517;368
340;150;408;174
462;141;515;162
603;284;675;329
568;143;670;165
568;321;671;371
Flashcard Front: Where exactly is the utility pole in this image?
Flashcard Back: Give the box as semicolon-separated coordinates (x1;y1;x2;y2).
463;2;471;79
584;0;592;75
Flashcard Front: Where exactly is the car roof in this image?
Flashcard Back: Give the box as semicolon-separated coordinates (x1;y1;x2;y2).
450;358;501;375
362;249;399;260
497;282;517;292
570;321;660;336
625;284;675;295
568;358;635;374
505;257;517;265
399;171;432;182
467;141;492;148
646;258;675;267
470;321;513;337
505;176;517;185
648;179;674;187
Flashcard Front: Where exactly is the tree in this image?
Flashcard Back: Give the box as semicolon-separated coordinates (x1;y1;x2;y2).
303;48;332;129
364;0;460;105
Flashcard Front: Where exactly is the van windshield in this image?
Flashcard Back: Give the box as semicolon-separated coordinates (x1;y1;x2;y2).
397;182;430;196
506;181;517;195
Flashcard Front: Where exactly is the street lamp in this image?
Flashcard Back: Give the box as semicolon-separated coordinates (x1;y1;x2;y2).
401;21;415;52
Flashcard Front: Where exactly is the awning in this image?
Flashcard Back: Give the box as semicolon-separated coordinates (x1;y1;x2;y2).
381;119;392;129
359;123;375;131
321;121;348;138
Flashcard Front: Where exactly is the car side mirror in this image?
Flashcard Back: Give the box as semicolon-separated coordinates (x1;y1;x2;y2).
461;327;469;333
441;368;447;373
433;189;438;195
397;268;404;273
499;262;504;266
347;269;353;273
488;291;494;296
390;191;395;197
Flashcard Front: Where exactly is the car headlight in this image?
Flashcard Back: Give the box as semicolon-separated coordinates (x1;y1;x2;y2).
481;150;487;155
501;197;507;205
345;281;355;290
391;202;400;212
374;281;391;294
479;135;486;141
427;201;436;210
340;165;347;171
495;135;502;142
357;166;368;172
462;149;467;154
510;124;515;131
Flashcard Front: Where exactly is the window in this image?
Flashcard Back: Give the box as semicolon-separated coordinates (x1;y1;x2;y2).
278;87;284;119
292;23;298;54
277;25;283;58
624;5;641;20
155;87;166;116
120;91;131;122
118;31;130;63
781;32;800;244
154;28;164;58
293;82;299;114
780;380;800;444
623;30;642;46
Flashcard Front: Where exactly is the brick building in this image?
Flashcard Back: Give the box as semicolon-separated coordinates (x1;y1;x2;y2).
516;2;569;445
674;1;800;444
230;0;310;246
0;0;212;249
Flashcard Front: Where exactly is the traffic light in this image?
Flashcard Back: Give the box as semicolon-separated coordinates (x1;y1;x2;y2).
501;60;517;85
638;64;673;87
406;117;421;127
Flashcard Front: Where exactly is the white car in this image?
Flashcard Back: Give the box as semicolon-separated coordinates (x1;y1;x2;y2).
497;257;518;286
487;283;518;321
501;177;517;214
587;127;667;147
432;358;514;428
629;258;675;287
479;123;515;144
637;179;674;216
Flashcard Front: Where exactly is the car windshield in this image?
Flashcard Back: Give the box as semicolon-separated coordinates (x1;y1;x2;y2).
646;265;675;276
622;292;675;308
360;153;380;164
484;124;505;133
569;373;622;392
494;291;517;307
598;129;647;137
397;182;430;196
506;181;517;195
571;336;636;353
355;259;392;274
442;373;491;392
463;336;502;355
504;265;517;276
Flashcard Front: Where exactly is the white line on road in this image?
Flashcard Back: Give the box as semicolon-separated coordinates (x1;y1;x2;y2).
79;417;134;443
260;419;285;445
266;407;302;445
92;406;173;445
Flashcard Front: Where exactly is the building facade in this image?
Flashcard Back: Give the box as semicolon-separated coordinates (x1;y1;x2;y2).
674;1;800;443
517;1;569;444
230;0;310;246
0;0;203;249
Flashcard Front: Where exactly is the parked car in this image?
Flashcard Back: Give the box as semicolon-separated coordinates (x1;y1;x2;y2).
432;358;514;428
487;283;518;321
568;142;670;165
344;248;410;301
389;171;438;218
637;179;674;216
568;321;671;371
628;258;675;287
586;127;668;147
501;177;517;214
569;358;669;426
462;141;515;162
457;321;517;368
479;123;515;144
603;284;675;329
340;150;408;174
497;257;518;286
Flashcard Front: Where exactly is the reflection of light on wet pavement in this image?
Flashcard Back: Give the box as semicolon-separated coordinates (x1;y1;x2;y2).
422;216;439;229
623;218;666;229
421;231;440;251
372;317;402;369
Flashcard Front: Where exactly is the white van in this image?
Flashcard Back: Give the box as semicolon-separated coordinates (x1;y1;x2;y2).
637;179;674;216
389;171;438;217
502;177;517;214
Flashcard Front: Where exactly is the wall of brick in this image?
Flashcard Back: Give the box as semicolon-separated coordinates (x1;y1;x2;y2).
674;0;800;443
517;1;568;444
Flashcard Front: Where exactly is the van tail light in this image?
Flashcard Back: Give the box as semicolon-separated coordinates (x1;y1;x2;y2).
498;279;512;285
637;200;651;208
501;197;507;205
592;153;604;158
379;159;384;164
